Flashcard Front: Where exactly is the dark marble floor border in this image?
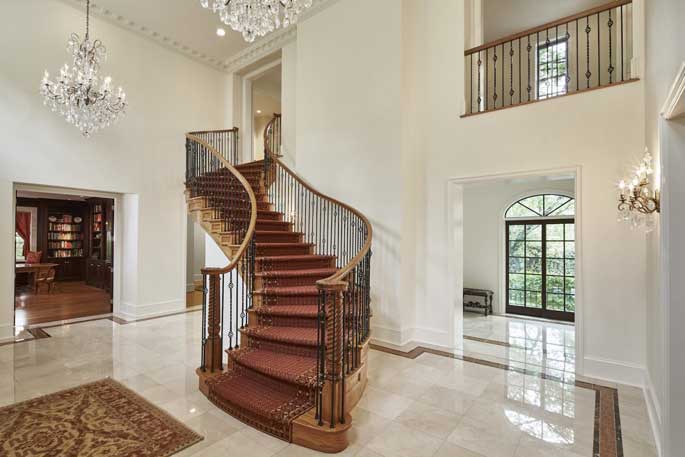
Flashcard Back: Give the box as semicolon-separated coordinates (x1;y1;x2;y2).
463;335;512;347
370;343;623;457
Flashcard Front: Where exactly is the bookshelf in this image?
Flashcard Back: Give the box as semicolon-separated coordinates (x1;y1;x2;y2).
47;212;84;259
90;203;104;260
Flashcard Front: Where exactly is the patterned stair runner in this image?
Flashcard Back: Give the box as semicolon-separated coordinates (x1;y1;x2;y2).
202;161;336;441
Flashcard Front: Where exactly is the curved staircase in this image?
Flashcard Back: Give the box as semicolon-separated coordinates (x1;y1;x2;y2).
185;118;372;452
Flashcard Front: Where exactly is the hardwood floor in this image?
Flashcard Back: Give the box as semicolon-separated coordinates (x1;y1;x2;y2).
15;281;111;327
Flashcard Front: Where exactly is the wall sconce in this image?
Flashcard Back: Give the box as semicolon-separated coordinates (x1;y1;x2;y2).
617;149;660;231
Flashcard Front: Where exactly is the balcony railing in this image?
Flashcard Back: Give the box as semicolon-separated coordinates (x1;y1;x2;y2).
463;0;637;116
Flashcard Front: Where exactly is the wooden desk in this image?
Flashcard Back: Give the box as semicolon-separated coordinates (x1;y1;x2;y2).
16;263;58;290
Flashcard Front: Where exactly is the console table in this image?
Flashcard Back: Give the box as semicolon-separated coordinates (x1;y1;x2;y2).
463;288;494;316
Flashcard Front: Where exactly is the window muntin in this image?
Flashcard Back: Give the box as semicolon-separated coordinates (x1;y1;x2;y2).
537;38;569;99
505;194;574;219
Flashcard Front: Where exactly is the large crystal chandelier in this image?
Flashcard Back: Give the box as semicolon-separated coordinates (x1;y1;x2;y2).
201;0;314;42
41;0;127;137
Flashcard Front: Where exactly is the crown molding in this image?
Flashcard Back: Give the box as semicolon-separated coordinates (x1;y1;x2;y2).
222;0;339;73
56;0;338;74
56;0;231;72
661;62;685;120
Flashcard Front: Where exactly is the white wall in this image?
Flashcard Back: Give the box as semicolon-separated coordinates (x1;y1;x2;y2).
463;177;575;312
644;0;685;454
416;0;646;384
0;0;227;335
295;0;412;345
483;0;610;42
289;0;648;386
282;41;297;164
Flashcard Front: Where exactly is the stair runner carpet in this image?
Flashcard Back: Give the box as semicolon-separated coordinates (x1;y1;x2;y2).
203;161;337;441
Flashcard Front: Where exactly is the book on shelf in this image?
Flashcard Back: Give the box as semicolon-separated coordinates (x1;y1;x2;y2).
48;223;82;232
49;248;84;258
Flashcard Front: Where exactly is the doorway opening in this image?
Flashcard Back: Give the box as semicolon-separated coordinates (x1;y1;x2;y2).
453;170;579;381
505;194;576;322
251;64;282;160
14;190;115;329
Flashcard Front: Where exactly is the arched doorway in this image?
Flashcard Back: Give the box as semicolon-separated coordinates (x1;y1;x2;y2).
505;194;575;322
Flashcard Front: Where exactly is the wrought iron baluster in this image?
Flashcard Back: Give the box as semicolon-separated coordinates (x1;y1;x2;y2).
470;53;473;114
597;13;601;87
477;51;482;111
608;9;614;83
585;16;592;89
493;46;498;107
620;5;624;81
527;35;532;101
509;42;514;104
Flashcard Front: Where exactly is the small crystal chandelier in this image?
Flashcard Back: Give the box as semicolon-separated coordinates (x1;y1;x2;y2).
41;0;127;137
617;149;660;231
200;0;314;43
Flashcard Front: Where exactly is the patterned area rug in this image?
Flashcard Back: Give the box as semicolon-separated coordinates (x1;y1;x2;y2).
0;378;203;456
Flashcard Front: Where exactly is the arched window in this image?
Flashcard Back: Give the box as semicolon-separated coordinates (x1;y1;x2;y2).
505;194;574;219
505;193;575;322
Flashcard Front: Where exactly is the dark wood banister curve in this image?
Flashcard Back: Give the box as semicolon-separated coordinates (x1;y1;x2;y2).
186;132;258;275
464;0;633;56
262;115;373;291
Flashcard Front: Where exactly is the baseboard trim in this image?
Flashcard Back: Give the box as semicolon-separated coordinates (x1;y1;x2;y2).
644;370;664;457
370;325;451;349
583;355;646;387
117;299;186;322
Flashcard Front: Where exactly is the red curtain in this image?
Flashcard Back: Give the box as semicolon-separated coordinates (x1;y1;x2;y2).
15;212;31;256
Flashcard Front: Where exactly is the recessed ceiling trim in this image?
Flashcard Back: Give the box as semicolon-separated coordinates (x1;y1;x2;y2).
56;0;229;71
56;0;339;74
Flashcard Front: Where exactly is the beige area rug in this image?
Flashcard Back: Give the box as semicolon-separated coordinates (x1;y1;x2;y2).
0;378;203;456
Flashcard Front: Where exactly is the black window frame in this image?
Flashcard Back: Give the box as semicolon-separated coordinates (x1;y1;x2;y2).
536;36;570;100
506;218;575;323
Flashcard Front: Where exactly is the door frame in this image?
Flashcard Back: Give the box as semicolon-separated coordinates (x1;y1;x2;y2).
505;217;576;322
11;183;124;328
446;165;583;374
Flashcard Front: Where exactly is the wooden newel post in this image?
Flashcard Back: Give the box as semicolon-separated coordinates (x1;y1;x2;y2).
204;274;223;372
322;282;347;426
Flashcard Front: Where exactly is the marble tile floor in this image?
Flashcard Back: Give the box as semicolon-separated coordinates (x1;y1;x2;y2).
0;312;657;457
460;313;576;383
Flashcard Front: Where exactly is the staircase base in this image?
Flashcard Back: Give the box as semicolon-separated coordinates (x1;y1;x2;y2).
292;410;352;453
194;341;369;454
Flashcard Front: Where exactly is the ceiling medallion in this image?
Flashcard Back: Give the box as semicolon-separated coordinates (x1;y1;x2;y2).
41;0;128;137
200;0;313;43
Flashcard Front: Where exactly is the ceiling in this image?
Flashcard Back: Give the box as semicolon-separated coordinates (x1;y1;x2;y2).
58;0;284;70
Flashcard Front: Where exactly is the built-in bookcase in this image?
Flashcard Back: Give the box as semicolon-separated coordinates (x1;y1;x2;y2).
47;211;84;259
90;203;104;260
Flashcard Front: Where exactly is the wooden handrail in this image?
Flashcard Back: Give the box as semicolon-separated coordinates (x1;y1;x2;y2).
262;115;372;291
464;0;633;56
188;127;239;135
186;132;258;275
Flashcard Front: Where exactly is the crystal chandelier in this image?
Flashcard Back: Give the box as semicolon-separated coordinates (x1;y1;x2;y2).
617;149;660;231
41;0;127;137
200;0;314;43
